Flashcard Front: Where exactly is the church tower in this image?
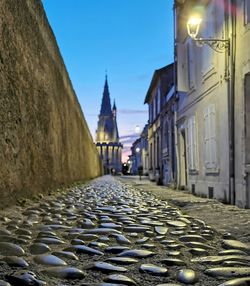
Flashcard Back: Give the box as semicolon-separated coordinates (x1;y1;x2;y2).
95;76;123;174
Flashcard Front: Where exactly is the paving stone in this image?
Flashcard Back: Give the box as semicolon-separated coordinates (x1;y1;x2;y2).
88;261;128;273
3;256;29;267
155;284;182;286
139;263;168;276
0;242;25;256
85;228;122;235
118;249;155;258
167;220;187;228
177;269;198;284
52;251;79;260
161;258;186;266
104;274;137;285
189;248;208;256
34;254;67;266
78;234;99;241
42;267;85;279
105;246;130;254
217;277;250;285
179;234;207;243
222;240;250;253
205;267;250;278
6;271;46;286
65;245;104;255
155;226;168;235
191;255;250;264
123;226;150;233
35;237;65;245
183;241;215;250
89;241;109;248
100;223;122;230
219;250;248;256
107;257;138;265
29;243;51;255
115;235;131;245
71;238;85;245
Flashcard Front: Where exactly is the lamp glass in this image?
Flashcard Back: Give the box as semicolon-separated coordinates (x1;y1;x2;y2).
135;147;140;153
187;17;202;39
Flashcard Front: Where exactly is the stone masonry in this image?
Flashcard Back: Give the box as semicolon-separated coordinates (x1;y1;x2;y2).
0;0;102;208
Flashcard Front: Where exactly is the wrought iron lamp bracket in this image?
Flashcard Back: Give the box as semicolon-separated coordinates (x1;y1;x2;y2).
193;38;230;53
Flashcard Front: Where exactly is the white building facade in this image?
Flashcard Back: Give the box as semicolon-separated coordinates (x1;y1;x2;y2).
175;0;250;207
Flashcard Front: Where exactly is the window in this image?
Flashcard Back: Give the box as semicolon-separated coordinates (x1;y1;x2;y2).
153;96;157;119
157;87;161;113
149;104;153;123
204;104;217;169
187;116;198;170
244;0;250;24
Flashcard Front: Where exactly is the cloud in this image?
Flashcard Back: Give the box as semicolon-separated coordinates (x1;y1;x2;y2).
119;109;147;115
119;133;139;144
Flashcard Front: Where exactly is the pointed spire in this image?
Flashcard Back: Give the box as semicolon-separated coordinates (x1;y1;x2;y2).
112;99;117;111
100;74;112;116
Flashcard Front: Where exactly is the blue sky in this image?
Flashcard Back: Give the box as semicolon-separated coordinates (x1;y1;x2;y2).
42;0;174;160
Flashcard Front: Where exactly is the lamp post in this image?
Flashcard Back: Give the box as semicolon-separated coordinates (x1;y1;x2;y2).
187;16;230;53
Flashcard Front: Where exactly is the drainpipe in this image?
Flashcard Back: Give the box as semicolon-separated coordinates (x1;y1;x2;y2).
173;2;180;189
226;0;236;204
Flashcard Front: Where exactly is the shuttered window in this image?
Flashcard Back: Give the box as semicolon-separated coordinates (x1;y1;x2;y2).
204;104;217;169
187;116;198;170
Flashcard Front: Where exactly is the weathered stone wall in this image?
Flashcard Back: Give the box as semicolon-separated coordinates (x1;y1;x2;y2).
0;0;102;208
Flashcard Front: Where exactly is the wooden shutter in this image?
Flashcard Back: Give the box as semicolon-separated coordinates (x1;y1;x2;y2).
209;104;217;168
204;107;211;168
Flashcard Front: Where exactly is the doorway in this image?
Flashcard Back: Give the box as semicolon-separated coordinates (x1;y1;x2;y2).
179;129;187;189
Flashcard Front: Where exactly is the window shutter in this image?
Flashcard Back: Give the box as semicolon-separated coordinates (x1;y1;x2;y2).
187;119;192;169
209;104;217;168
192;116;197;169
204;107;210;168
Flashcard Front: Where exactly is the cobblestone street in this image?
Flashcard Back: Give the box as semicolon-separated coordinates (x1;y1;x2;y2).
0;175;249;286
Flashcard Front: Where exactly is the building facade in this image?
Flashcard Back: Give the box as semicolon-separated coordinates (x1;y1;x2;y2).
175;0;250;207
95;76;122;174
144;64;175;185
129;124;149;176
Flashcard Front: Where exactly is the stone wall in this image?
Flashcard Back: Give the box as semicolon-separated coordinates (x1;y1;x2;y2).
0;0;102;208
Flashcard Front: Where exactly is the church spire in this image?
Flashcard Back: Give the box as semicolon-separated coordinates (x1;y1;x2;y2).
112;99;117;117
100;75;112;116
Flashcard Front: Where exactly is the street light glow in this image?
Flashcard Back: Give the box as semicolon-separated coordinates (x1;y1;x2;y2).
187;16;202;39
135;125;141;134
136;147;140;153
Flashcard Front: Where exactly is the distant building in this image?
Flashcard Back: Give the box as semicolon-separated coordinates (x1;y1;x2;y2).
144;64;175;185
129;124;149;176
130;138;142;175
140;124;149;175
95;76;122;174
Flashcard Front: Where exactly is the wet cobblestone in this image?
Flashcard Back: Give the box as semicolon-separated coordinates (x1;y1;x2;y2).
0;176;249;286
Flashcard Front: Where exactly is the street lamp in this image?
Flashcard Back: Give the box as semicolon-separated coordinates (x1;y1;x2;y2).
187;16;229;53
135;125;141;134
136;147;140;153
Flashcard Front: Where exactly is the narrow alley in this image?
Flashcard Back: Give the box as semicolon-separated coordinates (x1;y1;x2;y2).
0;176;249;286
